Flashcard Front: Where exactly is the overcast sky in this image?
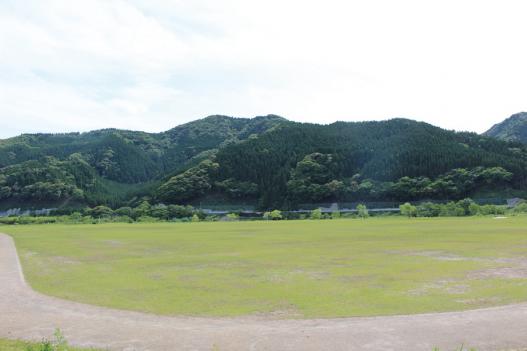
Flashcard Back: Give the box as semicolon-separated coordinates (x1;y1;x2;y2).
1;0;527;138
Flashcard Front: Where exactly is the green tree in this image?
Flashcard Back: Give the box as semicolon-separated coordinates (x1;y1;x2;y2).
400;202;417;217
156;160;219;203
149;204;169;220
167;204;194;219
226;213;239;221
310;208;322;220
91;205;114;218
115;206;133;217
132;201;151;219
356;204;369;218
416;202;441;217
514;202;527;213
468;203;480;216
269;209;283;220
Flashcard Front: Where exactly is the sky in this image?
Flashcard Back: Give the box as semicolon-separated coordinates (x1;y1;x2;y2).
1;0;527;138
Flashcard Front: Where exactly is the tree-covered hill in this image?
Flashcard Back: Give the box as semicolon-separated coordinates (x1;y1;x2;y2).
2;114;527;210
0;115;284;207
485;112;527;143
158;118;527;209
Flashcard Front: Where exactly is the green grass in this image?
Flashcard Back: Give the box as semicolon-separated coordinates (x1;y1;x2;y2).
0;338;100;351
4;217;527;318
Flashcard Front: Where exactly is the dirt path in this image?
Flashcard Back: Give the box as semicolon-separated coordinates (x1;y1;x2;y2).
1;233;527;351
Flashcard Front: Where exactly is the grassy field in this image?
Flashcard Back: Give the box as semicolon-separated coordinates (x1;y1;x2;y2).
0;338;100;351
3;217;527;318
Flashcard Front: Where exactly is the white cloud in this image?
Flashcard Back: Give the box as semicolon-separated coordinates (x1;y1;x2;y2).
1;0;527;138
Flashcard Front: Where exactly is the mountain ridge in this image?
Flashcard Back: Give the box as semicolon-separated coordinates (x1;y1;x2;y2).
484;112;527;143
1;114;526;210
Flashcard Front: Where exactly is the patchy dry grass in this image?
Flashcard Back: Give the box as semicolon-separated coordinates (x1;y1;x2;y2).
4;216;527;318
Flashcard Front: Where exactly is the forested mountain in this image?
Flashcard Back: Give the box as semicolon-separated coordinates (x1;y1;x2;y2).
485;112;527;143
0;115;284;207
208;119;527;208
1;114;526;210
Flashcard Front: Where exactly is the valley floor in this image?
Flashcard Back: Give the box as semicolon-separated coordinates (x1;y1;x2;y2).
2;219;527;350
5;218;527;318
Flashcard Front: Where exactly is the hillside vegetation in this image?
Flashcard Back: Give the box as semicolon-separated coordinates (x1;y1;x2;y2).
1;115;527;210
0;115;283;207
485;112;527;143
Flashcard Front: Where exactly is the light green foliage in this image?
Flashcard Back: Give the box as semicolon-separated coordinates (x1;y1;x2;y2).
468;203;480;216
356;204;369;218
191;214;200;222
263;210;284;220
132;201;151;219
7;217;527;318
400;203;417;217
310;208;322;220
226;213;239;221
0;329;101;351
514;201;527;213
331;210;341;219
156;160;219;203
268;209;283;220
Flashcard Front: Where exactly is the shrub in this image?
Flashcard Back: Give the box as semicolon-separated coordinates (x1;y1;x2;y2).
136;216;159;222
514;201;527;213
310;208;322;220
356;204;369;218
268;209;283;220
91;205;114;218
400;202;417;217
226;213;239;221
416;202;441;217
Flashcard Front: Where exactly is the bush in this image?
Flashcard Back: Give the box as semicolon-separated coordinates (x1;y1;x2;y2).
114;206;133;217
514;201;527;213
310;208;322;220
400;202;417;217
91;205;114;218
136;216;159;222
263;209;283;220
416;202;441;217
356;204;369;218
226;213;239;221
167;204;194;219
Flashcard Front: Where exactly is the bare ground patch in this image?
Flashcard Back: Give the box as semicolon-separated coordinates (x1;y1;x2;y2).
408;279;470;296
468;266;527;279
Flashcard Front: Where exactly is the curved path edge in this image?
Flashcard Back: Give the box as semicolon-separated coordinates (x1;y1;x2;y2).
1;233;526;351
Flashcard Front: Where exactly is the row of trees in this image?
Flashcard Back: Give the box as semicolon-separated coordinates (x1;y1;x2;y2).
400;199;509;217
84;201;200;221
2;199;524;225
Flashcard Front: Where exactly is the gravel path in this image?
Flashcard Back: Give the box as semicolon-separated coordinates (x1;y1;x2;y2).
1;233;527;351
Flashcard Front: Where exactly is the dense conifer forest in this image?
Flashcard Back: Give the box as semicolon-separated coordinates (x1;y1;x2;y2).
1;114;526;210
